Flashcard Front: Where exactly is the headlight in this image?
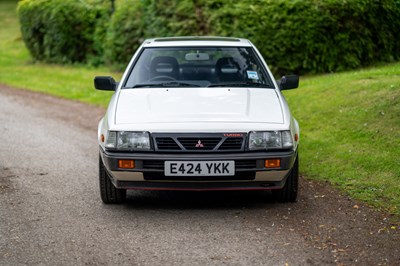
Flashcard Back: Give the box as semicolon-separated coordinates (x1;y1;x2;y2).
106;131;151;151
249;131;293;150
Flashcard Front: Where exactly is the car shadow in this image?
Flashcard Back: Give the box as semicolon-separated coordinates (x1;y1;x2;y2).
122;190;286;211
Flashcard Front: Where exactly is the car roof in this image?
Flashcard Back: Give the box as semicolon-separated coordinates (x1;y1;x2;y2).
142;36;253;47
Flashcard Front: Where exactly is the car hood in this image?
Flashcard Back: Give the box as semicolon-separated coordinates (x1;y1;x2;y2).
115;87;283;125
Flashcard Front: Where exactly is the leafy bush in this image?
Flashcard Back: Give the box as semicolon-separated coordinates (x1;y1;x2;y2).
105;0;400;74
18;0;49;62
204;0;400;74
18;0;107;64
141;0;208;37
103;0;144;69
104;0;209;69
18;0;400;74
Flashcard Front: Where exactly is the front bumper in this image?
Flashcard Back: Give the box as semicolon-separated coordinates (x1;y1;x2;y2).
100;147;297;191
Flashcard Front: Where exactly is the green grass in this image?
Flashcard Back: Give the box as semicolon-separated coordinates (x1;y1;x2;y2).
284;65;400;215
1;1;399;215
0;0;120;107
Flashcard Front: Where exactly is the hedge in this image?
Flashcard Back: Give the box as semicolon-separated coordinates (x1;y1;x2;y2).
103;0;144;67
18;0;400;74
18;0;107;64
103;0;209;69
204;0;400;74
104;0;400;74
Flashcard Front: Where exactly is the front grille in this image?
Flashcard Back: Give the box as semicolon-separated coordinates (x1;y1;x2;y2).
177;137;221;150
155;138;180;150
153;133;246;152
219;138;243;150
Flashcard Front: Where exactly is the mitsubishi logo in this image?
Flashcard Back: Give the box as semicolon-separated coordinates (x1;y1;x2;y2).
195;140;204;148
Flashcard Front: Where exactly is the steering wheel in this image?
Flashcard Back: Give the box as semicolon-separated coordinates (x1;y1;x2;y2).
148;76;176;82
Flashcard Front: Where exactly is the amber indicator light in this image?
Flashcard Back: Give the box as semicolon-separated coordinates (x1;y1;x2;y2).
118;160;135;169
100;134;105;142
265;159;281;168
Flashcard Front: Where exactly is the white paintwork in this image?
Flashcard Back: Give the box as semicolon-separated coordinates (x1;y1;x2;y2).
115;88;283;125
98;37;299;149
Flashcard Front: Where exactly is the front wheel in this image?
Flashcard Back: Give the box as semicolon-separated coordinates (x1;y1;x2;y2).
273;154;299;202
99;155;126;204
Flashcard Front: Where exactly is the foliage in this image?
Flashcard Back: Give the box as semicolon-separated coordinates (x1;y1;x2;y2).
104;0;400;73
1;0;117;106
17;0;400;73
141;0;208;37
104;0;209;69
204;0;400;74
89;1;112;66
17;0;107;64
103;0;144;69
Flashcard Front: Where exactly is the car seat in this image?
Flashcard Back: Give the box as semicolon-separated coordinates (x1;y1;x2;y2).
149;56;179;80
215;57;243;82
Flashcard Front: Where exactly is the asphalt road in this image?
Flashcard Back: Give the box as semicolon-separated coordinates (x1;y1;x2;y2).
0;85;399;265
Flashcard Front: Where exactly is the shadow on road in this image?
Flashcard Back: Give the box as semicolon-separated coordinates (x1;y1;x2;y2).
122;190;289;211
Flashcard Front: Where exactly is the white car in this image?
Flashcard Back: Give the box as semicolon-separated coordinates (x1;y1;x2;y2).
95;37;300;204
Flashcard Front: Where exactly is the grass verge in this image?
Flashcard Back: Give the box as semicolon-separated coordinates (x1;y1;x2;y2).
0;0;119;107
1;0;399;215
284;65;400;215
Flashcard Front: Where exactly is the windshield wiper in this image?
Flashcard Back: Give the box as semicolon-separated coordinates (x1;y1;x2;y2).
128;81;201;88
208;82;272;88
128;83;161;88
161;81;201;87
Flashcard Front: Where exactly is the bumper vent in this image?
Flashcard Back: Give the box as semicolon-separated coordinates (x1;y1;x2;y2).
143;171;255;181
155;137;181;150
219;138;243;150
142;160;164;170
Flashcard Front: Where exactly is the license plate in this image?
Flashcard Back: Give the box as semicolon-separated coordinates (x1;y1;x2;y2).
165;161;235;176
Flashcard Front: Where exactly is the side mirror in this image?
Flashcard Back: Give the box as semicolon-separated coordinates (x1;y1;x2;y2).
279;75;299;90
94;76;117;91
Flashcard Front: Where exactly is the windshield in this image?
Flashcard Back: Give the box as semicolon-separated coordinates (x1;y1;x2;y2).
124;47;273;88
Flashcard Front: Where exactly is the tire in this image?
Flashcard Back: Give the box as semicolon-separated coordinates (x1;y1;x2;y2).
99;155;126;204
273;154;299;203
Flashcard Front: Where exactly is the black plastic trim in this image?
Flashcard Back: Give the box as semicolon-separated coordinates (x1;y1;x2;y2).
112;179;287;191
100;146;297;173
152;133;246;152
